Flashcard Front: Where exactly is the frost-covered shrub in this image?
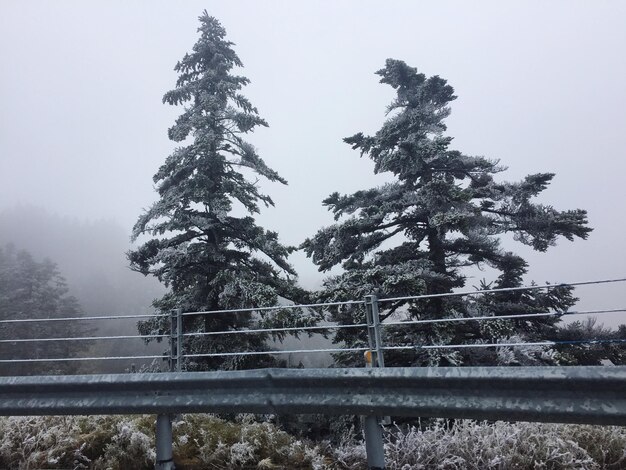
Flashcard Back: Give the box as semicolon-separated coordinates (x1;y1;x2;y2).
91;417;155;470
1;415;625;469
494;335;559;366
0;415;158;470
330;424;366;469
331;420;626;469
173;414;327;469
0;414;328;469
0;416;91;469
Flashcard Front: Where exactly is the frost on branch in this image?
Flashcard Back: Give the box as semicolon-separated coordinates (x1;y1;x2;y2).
127;12;312;370
303;59;592;367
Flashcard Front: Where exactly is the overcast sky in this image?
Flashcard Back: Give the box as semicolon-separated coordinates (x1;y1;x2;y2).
1;1;625;321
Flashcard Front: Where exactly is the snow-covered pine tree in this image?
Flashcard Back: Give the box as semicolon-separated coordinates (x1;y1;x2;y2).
0;244;92;375
128;12;310;371
302;59;592;367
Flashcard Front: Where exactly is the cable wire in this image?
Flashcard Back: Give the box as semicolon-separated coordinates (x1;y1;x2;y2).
382;338;626;352
181;300;364;317
381;308;626;328
183;346;369;359
0;354;165;364
378;277;626;304
0;313;168;324
0;333;169;344
182;323;367;338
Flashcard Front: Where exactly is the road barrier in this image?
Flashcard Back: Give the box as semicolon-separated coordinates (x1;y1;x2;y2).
1;277;626;469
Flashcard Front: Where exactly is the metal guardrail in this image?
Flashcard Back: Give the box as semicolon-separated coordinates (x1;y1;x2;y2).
1;366;625;425
1;277;625;364
2;277;626;469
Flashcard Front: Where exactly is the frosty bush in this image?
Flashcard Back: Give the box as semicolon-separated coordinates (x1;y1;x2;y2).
174;414;327;469
92;418;155;470
1;415;625;469
331;419;626;470
0;416;91;469
0;414;328;469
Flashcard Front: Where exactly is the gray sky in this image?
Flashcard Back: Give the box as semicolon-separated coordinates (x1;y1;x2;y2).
1;1;625;321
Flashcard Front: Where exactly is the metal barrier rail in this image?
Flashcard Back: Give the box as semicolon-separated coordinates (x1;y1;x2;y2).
381;308;626;327
2;307;625;352
180;299;365;317
181;322;367;338
1;366;625;425
0;312;169;324
383;338;626;351
378;277;626;303
1;278;626;469
0;277;625;363
0;354;165;364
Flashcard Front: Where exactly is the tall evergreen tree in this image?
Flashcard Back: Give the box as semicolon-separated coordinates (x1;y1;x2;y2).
128;12;309;371
302;59;592;366
0;244;91;375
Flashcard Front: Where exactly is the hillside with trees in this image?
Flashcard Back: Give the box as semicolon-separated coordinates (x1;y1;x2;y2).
0;244;91;375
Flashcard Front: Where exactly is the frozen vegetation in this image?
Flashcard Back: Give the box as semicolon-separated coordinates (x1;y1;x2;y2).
0;8;624;470
0;414;624;469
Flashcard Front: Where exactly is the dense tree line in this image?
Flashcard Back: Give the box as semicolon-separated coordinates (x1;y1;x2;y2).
0;244;91;375
0;208;165;374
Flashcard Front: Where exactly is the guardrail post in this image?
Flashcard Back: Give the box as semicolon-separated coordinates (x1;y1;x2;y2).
363;294;386;469
159;309;182;469
363;415;385;470
155;414;175;470
176;308;183;372
170;308;183;372
365;294;385;367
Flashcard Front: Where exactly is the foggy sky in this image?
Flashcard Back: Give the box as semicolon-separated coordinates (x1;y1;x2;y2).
1;1;625;322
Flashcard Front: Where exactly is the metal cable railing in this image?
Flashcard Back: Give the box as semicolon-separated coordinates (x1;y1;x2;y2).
382;338;626;352
181;322;367;338
0;276;624;367
381;308;626;327
180;299;364;317
0;333;169;344
0;312;169;324
378;277;626;303
184;346;371;359
0;354;165;364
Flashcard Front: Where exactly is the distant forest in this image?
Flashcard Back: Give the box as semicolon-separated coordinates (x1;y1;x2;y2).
0;205;164;373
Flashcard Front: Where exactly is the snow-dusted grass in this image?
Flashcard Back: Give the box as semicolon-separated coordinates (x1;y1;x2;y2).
0;414;327;469
335;420;626;470
172;414;327;469
0;415;156;469
0;415;624;469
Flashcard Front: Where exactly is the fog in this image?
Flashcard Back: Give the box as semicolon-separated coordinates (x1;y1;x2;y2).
1;1;625;331
0;206;165;372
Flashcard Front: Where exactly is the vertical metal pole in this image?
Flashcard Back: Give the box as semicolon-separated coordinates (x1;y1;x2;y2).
169;309;181;373
161;309;182;469
365;294;385;368
155;414;175;470
365;296;376;359
363;294;386;469
169;310;175;373
364;415;385;470
176;308;183;372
